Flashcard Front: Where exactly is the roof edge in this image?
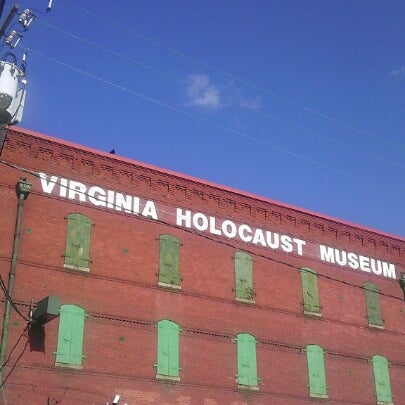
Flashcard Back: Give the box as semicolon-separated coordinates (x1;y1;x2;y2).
10;126;404;242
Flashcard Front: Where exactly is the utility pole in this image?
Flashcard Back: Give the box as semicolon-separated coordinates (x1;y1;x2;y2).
0;0;54;154
0;4;19;38
0;1;5;20
0;3;26;154
0;4;53;403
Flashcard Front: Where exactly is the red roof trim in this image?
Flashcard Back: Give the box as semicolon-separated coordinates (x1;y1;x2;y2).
12;126;404;241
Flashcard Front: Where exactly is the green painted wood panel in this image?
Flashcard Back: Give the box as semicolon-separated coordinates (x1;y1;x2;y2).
65;213;92;269
158;235;181;285
234;252;254;300
306;344;327;397
372;355;393;404
236;333;258;387
301;268;321;314
364;282;383;327
55;305;85;366
157;320;180;377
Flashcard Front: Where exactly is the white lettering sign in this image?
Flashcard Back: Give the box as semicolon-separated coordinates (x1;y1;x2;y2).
38;173;398;280
39;173;158;219
319;245;396;278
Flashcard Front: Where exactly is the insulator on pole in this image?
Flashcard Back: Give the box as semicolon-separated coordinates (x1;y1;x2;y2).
21;52;27;74
18;9;35;28
5;30;22;48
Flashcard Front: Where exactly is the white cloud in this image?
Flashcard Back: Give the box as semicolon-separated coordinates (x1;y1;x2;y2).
237;94;262;110
185;74;222;109
388;66;405;80
184;74;262;113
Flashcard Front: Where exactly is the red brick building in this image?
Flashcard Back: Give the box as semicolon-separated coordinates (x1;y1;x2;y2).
0;127;404;405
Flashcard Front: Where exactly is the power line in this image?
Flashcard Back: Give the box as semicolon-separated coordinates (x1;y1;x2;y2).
0;158;403;304
0;292;403;369
12;259;403;337
0;275;29;322
34;17;404;171
4;366;390;405
59;0;405;153
22;48;405;196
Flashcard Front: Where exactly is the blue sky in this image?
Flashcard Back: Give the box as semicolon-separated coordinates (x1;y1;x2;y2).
3;0;404;236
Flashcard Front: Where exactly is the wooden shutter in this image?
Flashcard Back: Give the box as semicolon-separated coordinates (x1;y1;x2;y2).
157;320;180;378
65;213;92;269
234;252;254;300
158;235;181;285
55;305;85;366
301;268;321;314
372;355;393;404
364;282;383;327
236;333;258;387
306;344;328;397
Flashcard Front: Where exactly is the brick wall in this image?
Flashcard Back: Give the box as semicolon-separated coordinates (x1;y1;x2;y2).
0;127;403;404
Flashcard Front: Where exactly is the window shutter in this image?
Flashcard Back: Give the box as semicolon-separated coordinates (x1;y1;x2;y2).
234;252;254;300
65;213;92;269
372;355;393;404
364;282;383;327
158;235;181;285
237;333;258;387
56;305;85;366
55;306;72;364
301;268;321;314
157;320;180;378
306;344;327;397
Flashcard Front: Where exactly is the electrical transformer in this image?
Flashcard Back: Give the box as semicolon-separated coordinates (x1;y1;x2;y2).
0;59;26;125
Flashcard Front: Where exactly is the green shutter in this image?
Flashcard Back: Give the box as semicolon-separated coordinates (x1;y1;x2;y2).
65;213;92;269
306;344;327;397
234;252;254;300
364;282;383;327
158;235;181;286
372;355;393;404
157;320;180;378
55;305;85;366
301;268;321;314
236;333;258;387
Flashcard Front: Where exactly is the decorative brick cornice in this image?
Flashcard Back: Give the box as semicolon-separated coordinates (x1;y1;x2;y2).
2;128;404;260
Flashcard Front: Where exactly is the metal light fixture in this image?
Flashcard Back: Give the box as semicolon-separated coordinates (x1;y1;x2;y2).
0;176;32;386
15;177;32;199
